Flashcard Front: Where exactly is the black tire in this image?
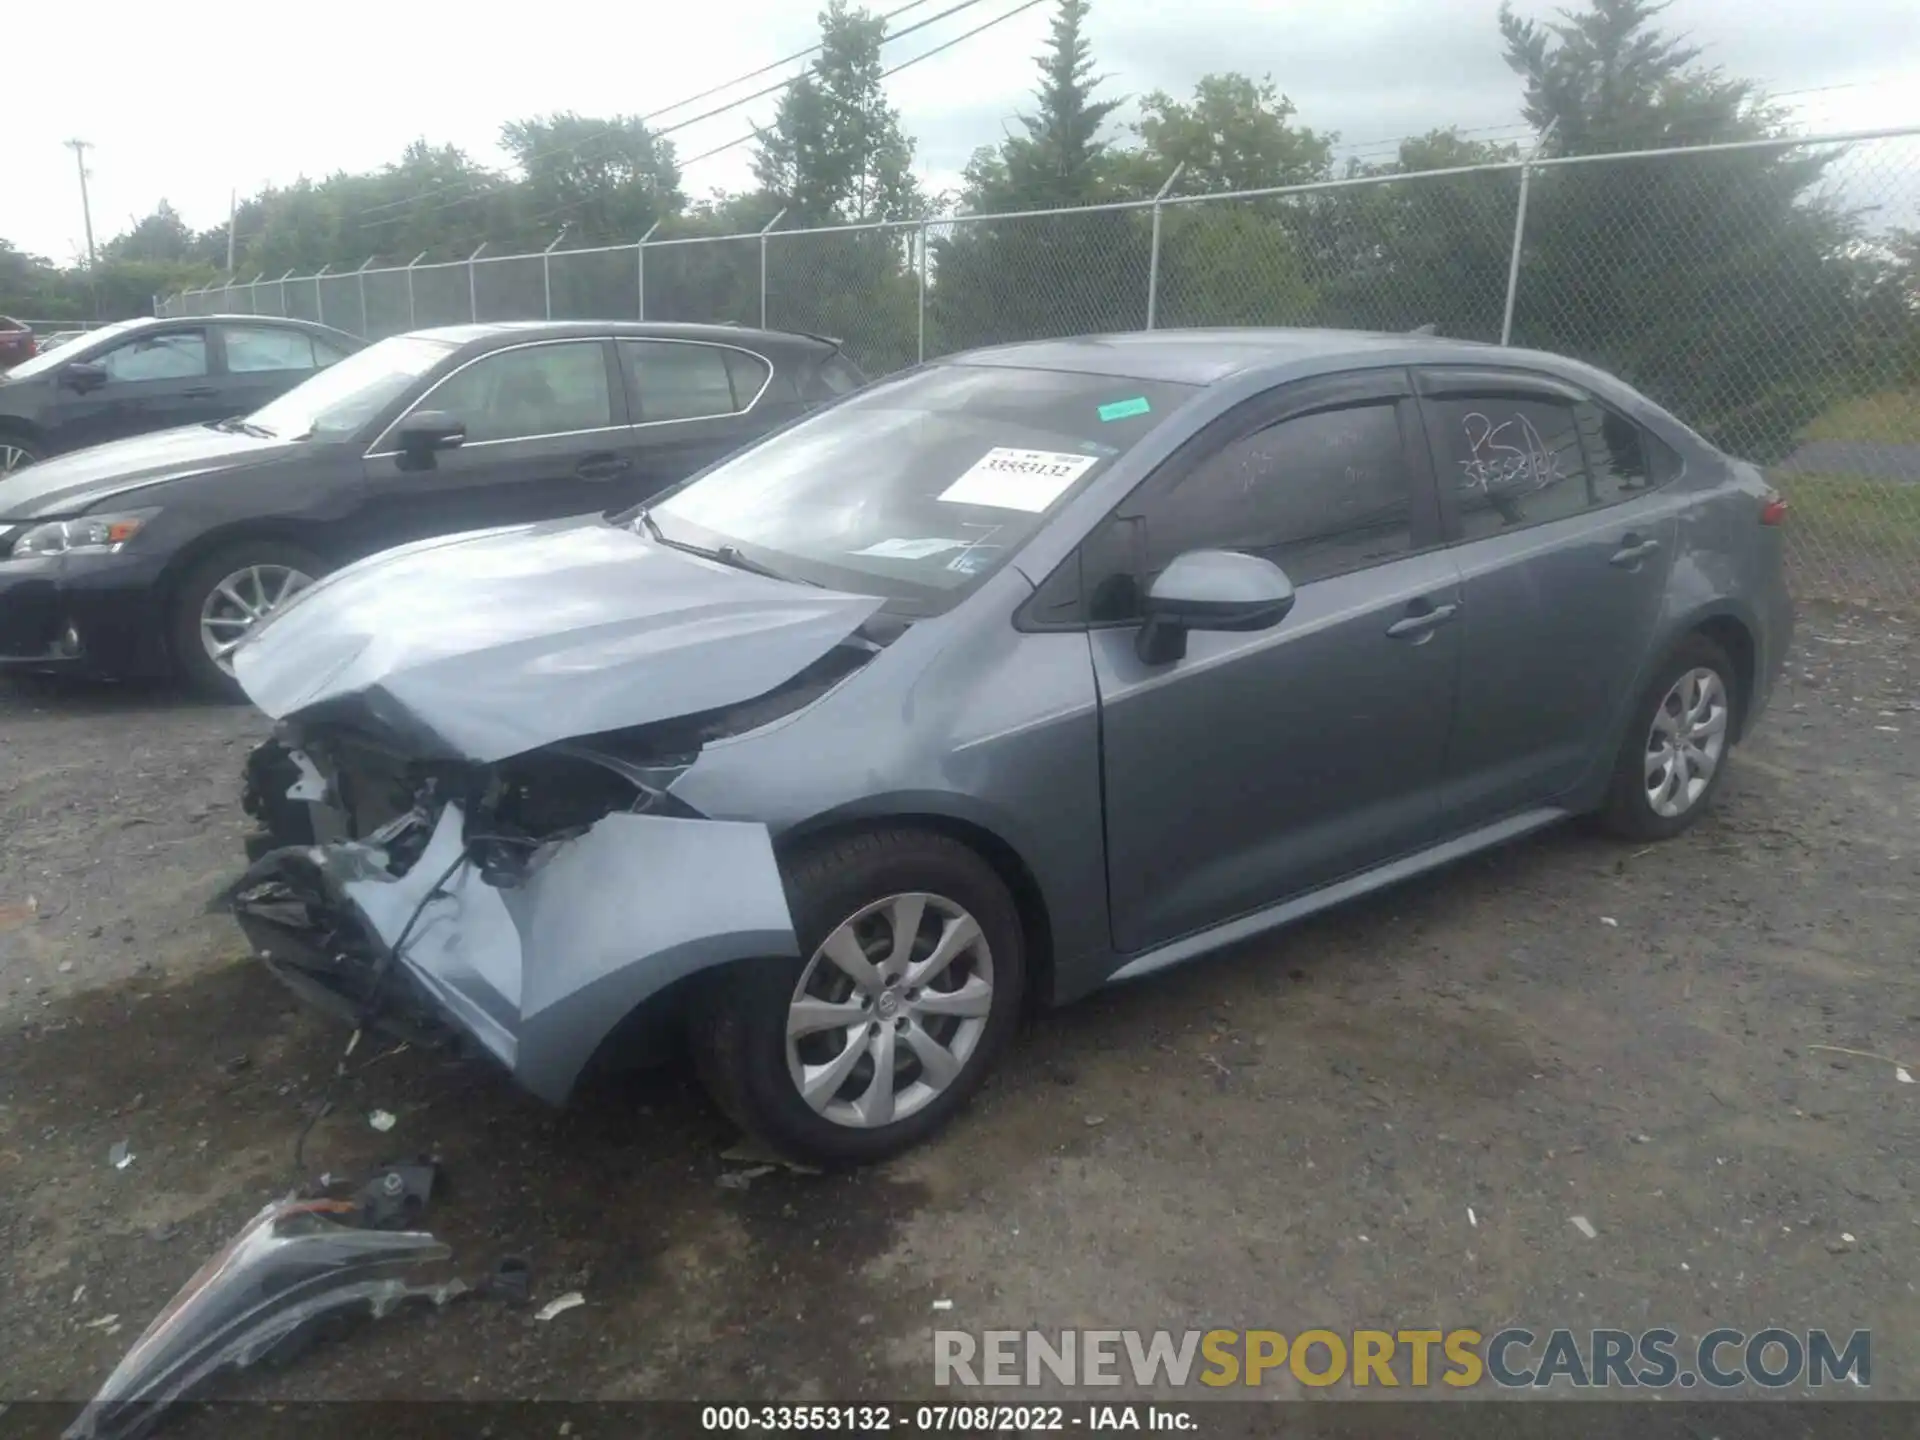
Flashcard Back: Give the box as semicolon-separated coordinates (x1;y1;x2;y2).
1598;632;1740;841
693;828;1026;1166
167;540;327;701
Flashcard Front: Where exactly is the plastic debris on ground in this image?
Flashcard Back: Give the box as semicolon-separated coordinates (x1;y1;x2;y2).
108;1141;134;1170
367;1109;397;1133
717;1165;776;1190
720;1136;822;1176
535;1292;586;1322
1570;1215;1598;1239
932;1299;954;1311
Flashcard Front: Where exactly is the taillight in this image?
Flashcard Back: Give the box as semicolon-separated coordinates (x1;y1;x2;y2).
1759;494;1788;526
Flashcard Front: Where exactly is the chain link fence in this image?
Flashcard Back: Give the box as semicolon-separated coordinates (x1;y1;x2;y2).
160;124;1920;608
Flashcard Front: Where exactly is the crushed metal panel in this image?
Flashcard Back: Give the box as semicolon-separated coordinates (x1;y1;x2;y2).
332;805;798;1103
232;518;884;762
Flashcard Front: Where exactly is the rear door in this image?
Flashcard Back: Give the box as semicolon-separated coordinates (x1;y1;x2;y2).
616;339;793;502
356;337;631;552
53;326;217;448
214;324;350;416
1414;367;1686;825
1088;368;1463;954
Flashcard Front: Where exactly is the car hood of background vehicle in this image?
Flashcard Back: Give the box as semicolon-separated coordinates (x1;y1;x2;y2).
232;516;888;763
0;424;302;518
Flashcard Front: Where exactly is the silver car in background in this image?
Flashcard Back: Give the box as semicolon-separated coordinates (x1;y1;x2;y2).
229;328;1793;1165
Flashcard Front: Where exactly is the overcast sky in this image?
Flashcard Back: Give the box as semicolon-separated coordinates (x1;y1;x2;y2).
8;0;1919;266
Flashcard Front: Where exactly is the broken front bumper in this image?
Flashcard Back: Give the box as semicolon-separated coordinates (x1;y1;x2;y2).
235;779;799;1105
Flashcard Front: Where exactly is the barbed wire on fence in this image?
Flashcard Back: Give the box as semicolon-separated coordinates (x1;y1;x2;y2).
158;124;1920;610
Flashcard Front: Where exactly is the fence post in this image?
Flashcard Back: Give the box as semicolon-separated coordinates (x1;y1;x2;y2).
250;273;265;315
1500;121;1556;347
279;269;295;319
1145;163;1185;331
314;264;331;326
636;220;661;320
357;256;376;337
917;221;928;363
406;252;428;329
758;210;787;330
467;243;487;322
542;228;568;320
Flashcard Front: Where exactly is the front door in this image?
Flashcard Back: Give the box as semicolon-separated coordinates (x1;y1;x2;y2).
1413;369;1685;825
353;338;632;556
55;326;217;449
1089;370;1463;956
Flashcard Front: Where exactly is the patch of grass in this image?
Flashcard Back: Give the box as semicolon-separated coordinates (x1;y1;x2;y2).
1771;471;1920;554
1799;390;1920;445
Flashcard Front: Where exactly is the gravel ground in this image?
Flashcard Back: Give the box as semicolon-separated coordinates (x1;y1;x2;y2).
2;603;1917;1421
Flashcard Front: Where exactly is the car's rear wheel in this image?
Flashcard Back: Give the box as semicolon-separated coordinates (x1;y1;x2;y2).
1599;632;1738;840
694;829;1025;1166
0;436;38;475
168;541;324;701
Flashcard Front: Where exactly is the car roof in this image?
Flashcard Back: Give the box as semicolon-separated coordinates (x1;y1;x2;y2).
944;327;1523;385
409;320;836;351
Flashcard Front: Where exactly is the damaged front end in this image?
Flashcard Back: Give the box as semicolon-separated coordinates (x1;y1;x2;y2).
64;1195;463;1440
233;639;884;1104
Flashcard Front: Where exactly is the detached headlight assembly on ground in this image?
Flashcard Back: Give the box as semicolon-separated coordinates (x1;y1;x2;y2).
9;509;157;559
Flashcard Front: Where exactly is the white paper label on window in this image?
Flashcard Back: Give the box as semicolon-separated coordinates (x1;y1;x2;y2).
936;447;1101;513
851;537;966;560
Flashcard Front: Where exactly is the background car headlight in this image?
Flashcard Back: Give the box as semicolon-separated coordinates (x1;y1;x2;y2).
10;510;158;558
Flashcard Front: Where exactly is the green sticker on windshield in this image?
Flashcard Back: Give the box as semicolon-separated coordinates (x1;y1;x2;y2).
1097;396;1152;422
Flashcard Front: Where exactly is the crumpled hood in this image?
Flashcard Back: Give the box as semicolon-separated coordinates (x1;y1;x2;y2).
232;516;886;761
0;424;301;519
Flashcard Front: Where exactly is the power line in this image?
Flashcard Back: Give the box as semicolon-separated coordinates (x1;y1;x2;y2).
356;0;978;226
672;0;1052;176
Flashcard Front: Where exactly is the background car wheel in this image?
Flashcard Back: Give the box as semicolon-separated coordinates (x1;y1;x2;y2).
0;436;38;475
168;541;325;701
1599;632;1739;841
694;828;1026;1166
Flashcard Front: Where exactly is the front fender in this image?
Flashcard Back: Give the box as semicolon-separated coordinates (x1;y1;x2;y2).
330;805;798;1105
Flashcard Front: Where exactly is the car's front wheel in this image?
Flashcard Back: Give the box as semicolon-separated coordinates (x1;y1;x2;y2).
1599;632;1739;840
695;829;1026;1166
168;540;325;700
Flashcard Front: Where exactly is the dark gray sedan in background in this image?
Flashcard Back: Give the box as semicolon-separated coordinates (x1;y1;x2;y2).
231;326;1793;1165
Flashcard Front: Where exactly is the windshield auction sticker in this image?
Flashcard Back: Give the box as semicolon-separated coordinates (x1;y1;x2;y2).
938;447;1100;512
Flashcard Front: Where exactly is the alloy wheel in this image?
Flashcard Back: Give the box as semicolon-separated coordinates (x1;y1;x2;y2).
785;892;995;1129
1;443;34;475
1644;667;1729;819
198;564;314;676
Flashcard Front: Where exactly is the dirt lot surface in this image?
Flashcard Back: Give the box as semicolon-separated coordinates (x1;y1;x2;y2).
3;604;1918;1424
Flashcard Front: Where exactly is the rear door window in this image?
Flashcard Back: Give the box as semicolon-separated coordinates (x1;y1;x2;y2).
621;341;755;423
1422;396;1594;541
223;325;319;374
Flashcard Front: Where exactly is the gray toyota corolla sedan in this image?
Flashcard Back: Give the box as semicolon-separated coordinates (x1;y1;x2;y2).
228;327;1793;1164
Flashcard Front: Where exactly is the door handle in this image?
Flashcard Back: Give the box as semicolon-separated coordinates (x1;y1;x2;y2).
181;386;217;398
1386;601;1459;640
575;453;632;481
1609;535;1662;567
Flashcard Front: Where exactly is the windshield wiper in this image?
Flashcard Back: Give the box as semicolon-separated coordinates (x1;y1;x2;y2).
210;417;275;438
633;509;810;585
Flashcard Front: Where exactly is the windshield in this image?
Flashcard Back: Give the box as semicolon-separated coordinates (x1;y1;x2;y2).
646;364;1195;610
245;334;456;440
4;319;144;380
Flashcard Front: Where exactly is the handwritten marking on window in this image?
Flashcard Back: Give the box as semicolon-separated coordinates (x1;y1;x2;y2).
1458;411;1563;495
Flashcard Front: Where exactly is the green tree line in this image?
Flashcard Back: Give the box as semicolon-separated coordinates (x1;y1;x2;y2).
6;0;1916;459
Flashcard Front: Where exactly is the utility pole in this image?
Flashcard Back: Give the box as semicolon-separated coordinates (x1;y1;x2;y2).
65;139;97;268
226;189;238;275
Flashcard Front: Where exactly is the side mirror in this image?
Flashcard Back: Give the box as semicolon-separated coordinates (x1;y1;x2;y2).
1136;549;1296;665
392;410;465;467
61;360;107;393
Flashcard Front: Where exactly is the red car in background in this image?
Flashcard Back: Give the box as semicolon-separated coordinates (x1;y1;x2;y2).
0;318;35;371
